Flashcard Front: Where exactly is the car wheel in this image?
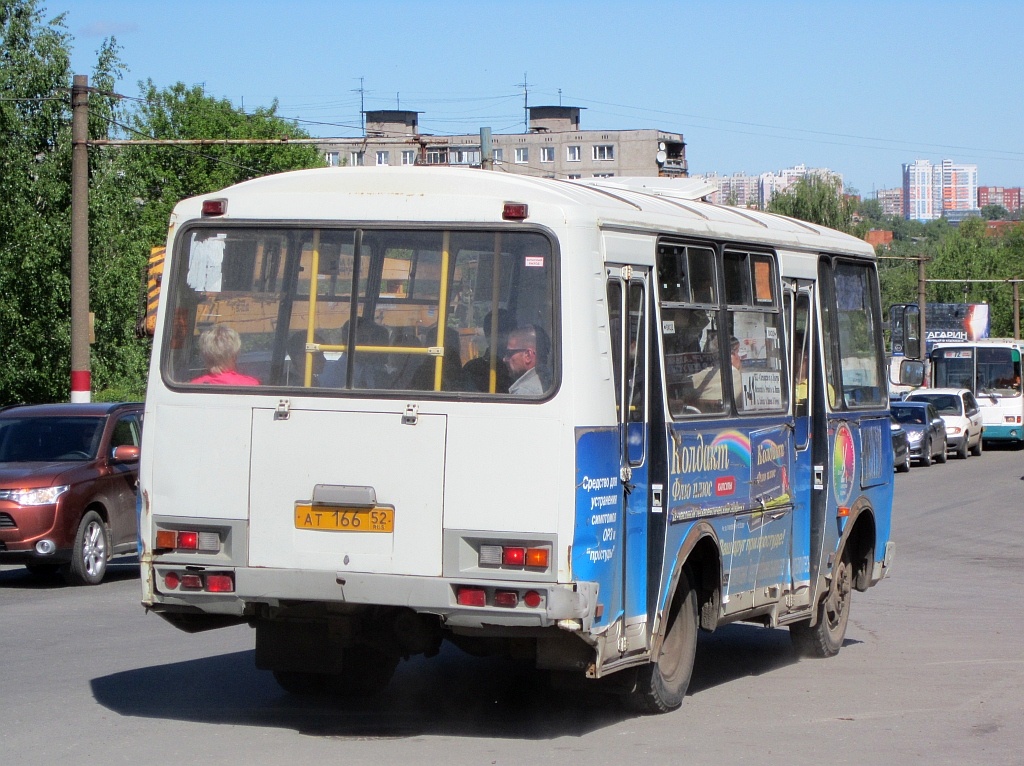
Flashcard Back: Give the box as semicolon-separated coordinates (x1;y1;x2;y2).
64;510;109;586
936;438;947;463
791;552;853;658
625;568;698;714
920;439;932;466
896;452;911;473
970;433;983;457
957;438;969;460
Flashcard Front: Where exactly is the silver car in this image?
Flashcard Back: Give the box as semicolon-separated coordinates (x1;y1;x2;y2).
906;388;984;459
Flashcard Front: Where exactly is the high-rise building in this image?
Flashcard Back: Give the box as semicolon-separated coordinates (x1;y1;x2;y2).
902;159;979;221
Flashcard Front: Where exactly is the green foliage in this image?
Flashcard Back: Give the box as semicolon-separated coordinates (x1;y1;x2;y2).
877;217;1024;340
766;175;854;233
0;0;324;405
981;204;1009;221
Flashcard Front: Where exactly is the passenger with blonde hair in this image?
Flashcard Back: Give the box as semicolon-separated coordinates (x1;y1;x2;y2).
190;325;260;386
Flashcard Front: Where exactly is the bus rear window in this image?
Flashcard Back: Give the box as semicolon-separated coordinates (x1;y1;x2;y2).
163;227;556;397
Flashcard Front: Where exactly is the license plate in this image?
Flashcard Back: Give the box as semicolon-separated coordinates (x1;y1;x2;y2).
294;504;394;533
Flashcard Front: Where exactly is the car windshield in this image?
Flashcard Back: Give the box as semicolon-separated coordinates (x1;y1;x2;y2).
911;394;961;415
892;406;925;425
0;417;105;462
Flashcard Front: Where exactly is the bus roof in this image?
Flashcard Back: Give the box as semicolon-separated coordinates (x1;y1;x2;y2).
172;167;875;259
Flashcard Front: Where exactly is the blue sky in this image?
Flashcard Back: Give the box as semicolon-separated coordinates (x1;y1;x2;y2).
55;0;1024;197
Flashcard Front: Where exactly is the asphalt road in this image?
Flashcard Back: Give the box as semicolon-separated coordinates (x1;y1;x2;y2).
2;445;1023;766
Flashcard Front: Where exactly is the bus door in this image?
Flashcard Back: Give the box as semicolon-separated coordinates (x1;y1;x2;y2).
606;266;653;653
786;280;819;606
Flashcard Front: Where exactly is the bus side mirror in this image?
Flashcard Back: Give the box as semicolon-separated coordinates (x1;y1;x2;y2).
899;360;924;387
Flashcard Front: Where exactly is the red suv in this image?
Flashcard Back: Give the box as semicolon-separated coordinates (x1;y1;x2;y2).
0;402;144;585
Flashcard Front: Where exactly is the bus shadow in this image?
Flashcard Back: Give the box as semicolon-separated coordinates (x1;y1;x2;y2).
689;622;808;694
90;625;819;738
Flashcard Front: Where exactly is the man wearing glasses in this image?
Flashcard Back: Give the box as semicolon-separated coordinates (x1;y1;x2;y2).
505;326;544;396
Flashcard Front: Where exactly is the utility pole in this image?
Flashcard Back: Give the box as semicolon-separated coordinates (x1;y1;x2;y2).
918;255;927;361
70;74;91;402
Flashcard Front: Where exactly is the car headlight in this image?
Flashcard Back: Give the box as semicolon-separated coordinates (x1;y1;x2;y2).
907;432;922;443
947;426;962;435
0;485;70;506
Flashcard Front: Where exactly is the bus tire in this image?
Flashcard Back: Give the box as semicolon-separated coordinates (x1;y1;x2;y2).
625;569;697;714
791;552;852;658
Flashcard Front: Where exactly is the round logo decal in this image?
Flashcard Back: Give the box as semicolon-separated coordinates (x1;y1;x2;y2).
832;423;856;506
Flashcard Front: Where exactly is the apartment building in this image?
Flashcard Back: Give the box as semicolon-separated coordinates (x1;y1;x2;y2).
977;186;1021;212
319;106;687;179
875;187;903;217
902;159;979;221
699;164;843;209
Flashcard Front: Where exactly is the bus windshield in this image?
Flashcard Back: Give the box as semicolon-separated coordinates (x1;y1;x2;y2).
934;346;1022;397
162;226;557;397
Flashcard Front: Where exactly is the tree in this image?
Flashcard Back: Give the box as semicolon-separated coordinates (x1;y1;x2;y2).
1;1;78;403
980;204;1009;221
0;0;325;405
766;174;854;232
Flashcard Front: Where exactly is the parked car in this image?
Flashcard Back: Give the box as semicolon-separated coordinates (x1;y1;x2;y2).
0;402;143;584
891;401;947;466
891;416;911;472
906;388;984;459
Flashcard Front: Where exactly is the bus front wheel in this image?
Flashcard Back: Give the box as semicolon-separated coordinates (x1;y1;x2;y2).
791;553;852;658
625;569;697;714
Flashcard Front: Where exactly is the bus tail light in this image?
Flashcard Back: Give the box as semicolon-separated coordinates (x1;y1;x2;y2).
161;570;234;593
205;574;235;592
154;528;221;553
455;586;544;609
502;547;525;566
479;543;550;570
457;586;486;607
494;590;519;608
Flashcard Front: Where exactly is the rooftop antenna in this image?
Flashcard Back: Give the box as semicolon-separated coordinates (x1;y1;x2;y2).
558;88;562;106
396;92;400;109
516;72;530;131
353;76;365;135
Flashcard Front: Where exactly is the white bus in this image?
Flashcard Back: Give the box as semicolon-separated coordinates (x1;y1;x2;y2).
929;338;1024;445
139;167;895;713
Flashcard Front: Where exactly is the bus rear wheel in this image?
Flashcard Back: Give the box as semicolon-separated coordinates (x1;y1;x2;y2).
624;569;697;714
791;553;852;658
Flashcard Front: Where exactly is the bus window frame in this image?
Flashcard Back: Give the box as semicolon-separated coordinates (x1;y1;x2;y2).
160;220;562;402
818;256;887;411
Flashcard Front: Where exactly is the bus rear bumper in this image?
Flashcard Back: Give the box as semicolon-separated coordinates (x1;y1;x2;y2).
980;424;1023;442
146;564;599;632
